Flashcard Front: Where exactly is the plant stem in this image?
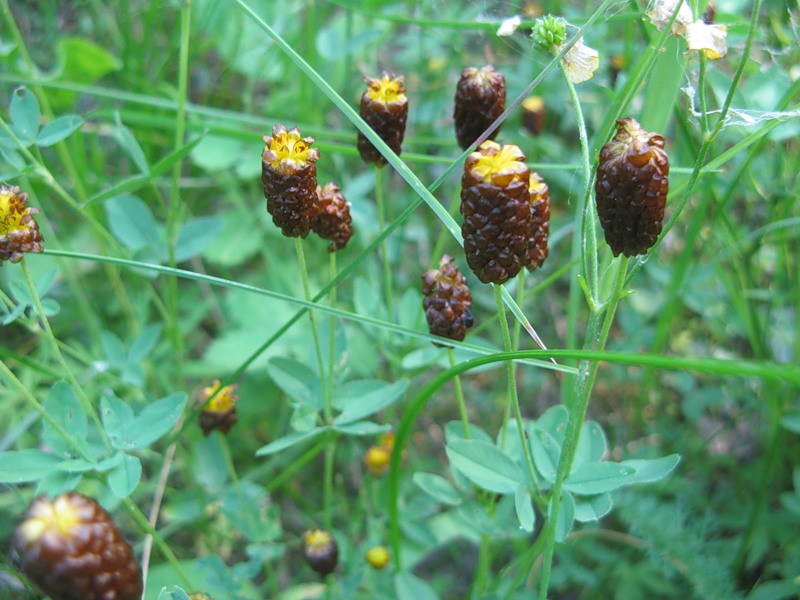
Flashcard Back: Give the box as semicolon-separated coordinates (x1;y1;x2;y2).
447;348;470;439
538;256;629;600
494;284;540;495
21;259;111;453
374;166;395;321
124;498;194;591
294;237;334;527
165;0;191;386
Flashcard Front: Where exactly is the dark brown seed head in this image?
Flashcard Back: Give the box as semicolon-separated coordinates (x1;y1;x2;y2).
303;530;339;576
12;492;143;600
312;182;353;252
460;141;531;284
422;254;473;344
453;65;506;150
525;173;551;271
198;380;239;436
357;73;408;166
595;117;669;257
262;124;321;238
0;186;44;266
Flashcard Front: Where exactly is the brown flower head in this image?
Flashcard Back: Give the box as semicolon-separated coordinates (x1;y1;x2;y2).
453;65;506;150
460;141;531;284
262;125;321;238
312;182;353;252
12;492;143;600
0;186;44;266
422;254;473;344
198;380;239;436
595;117;669;257
525;173;551;271
357;73;408;166
303;529;339;576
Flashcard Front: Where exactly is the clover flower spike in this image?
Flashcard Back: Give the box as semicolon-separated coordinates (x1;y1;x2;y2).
0;186;44;266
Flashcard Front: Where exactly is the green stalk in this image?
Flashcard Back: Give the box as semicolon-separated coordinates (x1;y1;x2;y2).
538;256;629;599
123;498;194;591
21;259;111;453
295;237;334;527
494;285;540;495
165;0;192;384
374;166;395;321
447;348;470;440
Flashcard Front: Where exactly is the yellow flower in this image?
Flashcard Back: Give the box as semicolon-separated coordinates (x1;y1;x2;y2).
0;185;44;266
198;380;239;436
364;445;391;477
560;38;600;84
366;546;390;570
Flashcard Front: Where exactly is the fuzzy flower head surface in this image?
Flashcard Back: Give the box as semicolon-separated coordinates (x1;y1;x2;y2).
646;0;727;59
262;125;320;174
0;185;44;266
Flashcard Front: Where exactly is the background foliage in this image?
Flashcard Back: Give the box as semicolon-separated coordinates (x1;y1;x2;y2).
1;0;799;599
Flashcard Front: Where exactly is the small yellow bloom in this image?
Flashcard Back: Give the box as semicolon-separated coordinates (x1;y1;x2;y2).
364;445;390;477
560;38;600;84
198;380;239;436
467;141;528;186
366;546;390;570
364;74;407;106
0;185;44;266
262;125;320;174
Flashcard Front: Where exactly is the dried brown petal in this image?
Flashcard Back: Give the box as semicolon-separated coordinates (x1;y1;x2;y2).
422;254;473;344
312;182;353;252
525;173;550;271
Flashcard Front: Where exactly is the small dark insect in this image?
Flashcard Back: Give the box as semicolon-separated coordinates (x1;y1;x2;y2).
464;309;474;329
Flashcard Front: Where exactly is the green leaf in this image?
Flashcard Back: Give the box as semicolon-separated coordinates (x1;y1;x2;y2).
413;472;463;506
0;449;61;482
574;493;613;522
514;486;535;532
36;115;83;147
551;490;575;542
125;393;187;449
107;453;142;499
530;428;561;483
255;428;324;456
619;454;681;485
57;458;100;473
104;195;164;253
100;393;135;450
113;114;149;173
10;87;40;145
333;379;408;425
446;439;523;494
780;412;800;434
564;462;635;495
573;420;607;466
158;586;192;600
50;37;122;109
42;380;89;458
128;324;162;362
35;469;81;497
100;330;127;367
332;421;389;436
536;404;569;444
175;217;225;262
267;357;319;408
394;571;440;600
445;420;493;445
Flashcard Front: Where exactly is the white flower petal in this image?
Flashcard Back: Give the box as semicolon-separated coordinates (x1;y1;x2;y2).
497;16;521;37
560;39;600;84
646;0;693;36
685;20;728;59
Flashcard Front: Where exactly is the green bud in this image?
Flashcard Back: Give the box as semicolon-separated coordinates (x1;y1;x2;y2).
531;15;567;53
